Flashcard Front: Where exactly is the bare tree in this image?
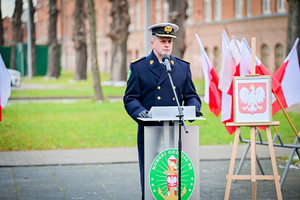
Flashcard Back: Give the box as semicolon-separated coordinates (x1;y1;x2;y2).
167;0;187;58
46;0;59;78
29;0;36;76
10;0;23;70
73;0;87;80
287;0;300;65
0;0;4;45
107;0;130;82
87;0;104;101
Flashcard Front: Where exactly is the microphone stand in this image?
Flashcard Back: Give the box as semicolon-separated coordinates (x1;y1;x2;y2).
167;71;188;200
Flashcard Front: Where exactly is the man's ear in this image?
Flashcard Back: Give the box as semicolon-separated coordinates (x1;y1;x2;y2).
151;40;155;49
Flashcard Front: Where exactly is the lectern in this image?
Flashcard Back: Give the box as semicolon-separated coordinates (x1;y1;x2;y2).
138;106;205;200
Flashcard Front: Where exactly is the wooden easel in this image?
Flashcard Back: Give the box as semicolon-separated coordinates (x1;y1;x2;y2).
224;38;282;199
224;122;282;200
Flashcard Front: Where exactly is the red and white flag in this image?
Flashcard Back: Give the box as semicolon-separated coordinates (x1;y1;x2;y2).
239;38;281;93
221;31;232;123
0;54;11;121
195;34;221;116
219;36;241;135
219;37;241;95
272;38;300;115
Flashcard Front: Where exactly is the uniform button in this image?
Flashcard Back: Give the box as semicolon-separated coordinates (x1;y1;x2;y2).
174;86;176;89
173;98;175;101
157;86;161;90
157;96;161;100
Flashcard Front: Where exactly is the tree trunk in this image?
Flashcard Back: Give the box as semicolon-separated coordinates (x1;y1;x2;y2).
10;0;23;70
30;0;37;76
107;0;130;82
46;0;59;78
87;0;104;101
167;0;187;58
73;0;87;80
287;0;300;66
0;0;4;45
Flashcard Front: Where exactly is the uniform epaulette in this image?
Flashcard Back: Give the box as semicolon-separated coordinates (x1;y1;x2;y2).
130;56;146;64
175;57;190;64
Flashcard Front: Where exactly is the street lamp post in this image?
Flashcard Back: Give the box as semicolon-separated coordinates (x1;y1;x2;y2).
27;0;32;80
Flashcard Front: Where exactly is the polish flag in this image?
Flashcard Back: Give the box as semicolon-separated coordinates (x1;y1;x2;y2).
221;30;232;123
239;38;281;93
219;36;241;135
272;38;300;115
195;34;221;116
0;54;11;121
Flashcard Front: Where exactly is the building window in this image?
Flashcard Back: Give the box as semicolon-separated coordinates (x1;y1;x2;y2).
277;0;285;13
129;2;134;31
205;47;209;57
136;1;141;29
163;0;169;22
261;44;269;69
156;0;162;23
204;0;211;22
186;0;193;24
135;50;139;59
39;20;46;38
214;47;219;72
263;0;271;14
247;0;251;17
214;0;221;21
235;0;243;18
275;44;284;71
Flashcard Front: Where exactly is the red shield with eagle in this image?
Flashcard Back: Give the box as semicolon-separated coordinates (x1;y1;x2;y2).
238;82;267;115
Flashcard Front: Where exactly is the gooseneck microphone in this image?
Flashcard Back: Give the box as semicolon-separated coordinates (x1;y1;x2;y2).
161;54;172;73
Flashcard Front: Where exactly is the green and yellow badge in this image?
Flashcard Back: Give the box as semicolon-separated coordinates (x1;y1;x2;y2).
127;69;131;81
149;149;195;199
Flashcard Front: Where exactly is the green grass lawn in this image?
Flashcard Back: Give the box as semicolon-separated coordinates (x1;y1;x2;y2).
1;70;299;151
10;71;128;99
1;99;299;151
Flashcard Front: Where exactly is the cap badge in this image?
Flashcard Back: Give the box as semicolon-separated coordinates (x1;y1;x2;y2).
164;25;172;33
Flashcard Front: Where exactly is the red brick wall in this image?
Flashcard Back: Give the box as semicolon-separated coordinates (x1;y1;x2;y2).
35;0;289;78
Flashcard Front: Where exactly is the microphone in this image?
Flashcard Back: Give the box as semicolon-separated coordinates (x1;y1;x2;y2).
161;54;172;73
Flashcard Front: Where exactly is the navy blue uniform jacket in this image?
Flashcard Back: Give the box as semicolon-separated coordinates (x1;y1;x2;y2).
123;50;202;193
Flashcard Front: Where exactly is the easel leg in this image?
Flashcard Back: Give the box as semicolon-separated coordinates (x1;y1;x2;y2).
233;142;250;182
250;127;257;200
280;137;299;188
225;127;240;200
266;126;283;200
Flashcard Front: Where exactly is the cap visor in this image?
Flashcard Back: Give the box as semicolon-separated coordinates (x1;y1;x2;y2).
155;33;177;39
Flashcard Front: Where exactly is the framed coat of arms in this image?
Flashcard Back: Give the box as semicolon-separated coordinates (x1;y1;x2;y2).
233;75;272;123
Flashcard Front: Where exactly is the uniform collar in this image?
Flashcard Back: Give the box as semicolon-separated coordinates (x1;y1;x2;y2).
147;50;176;77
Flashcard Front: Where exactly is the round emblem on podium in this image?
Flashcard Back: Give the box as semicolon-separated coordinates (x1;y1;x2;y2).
149;148;195;199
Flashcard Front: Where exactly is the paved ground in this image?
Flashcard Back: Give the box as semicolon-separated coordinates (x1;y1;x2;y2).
0;145;299;200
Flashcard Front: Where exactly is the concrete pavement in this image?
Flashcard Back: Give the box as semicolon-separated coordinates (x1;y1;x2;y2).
0;145;299;199
0;145;296;166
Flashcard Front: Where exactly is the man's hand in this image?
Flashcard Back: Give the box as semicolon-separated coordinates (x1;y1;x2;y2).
196;110;203;117
189;110;203;123
138;110;150;118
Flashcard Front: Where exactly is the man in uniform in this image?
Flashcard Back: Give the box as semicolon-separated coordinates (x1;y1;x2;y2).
123;23;202;199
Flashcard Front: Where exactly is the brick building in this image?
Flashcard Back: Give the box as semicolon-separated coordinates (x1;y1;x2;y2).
3;16;28;45
35;0;288;79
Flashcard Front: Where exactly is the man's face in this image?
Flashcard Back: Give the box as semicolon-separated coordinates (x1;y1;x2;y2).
151;36;173;58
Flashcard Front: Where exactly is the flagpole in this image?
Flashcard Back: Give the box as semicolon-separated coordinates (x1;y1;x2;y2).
251;38;256;75
274;93;299;137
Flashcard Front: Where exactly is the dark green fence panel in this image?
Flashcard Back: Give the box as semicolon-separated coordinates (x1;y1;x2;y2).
0;44;61;76
0;46;11;69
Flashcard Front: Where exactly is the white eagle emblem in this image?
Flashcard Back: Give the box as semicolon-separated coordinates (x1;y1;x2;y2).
239;84;265;113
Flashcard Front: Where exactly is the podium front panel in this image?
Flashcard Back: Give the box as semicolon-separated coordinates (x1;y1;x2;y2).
144;125;199;200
